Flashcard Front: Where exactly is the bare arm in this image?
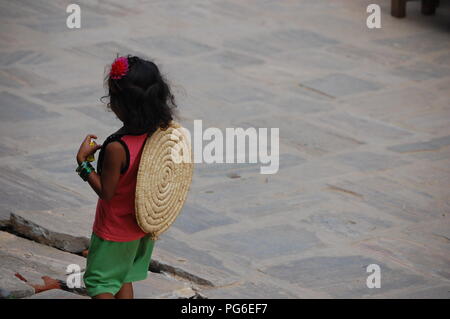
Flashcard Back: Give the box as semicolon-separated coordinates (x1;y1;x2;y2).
76;135;125;201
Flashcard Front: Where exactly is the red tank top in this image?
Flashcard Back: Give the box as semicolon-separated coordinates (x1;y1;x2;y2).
93;133;148;242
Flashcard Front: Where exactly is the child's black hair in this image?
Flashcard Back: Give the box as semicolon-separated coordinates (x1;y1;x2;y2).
103;55;177;135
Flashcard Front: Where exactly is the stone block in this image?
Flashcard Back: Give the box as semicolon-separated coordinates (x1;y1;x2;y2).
263;255;432;298
133;271;193;299
206;224;323;260
10;208;93;254
375;33;450;53
316;112;412;142
25;289;88;299
332;151;410;172
204;280;299;299
239;116;363;156
172;203;236;234
0;231;86;298
302;73;382;98
224;29;337;56
154;234;239;287
133;36;214;57
0;92;60;122
202;50;264;69
391;62;450;81
0;166;90;216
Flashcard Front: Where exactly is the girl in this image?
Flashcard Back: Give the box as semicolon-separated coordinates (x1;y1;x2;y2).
75;55;177;299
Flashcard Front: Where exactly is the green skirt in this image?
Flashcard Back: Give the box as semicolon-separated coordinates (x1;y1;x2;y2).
83;232;155;297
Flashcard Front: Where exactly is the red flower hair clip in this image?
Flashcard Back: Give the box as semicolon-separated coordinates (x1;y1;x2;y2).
110;56;129;80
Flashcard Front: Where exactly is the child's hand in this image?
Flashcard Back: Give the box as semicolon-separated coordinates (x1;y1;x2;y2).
77;134;102;165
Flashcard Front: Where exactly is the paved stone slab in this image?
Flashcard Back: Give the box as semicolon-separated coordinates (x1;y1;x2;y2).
301;73;382;98
0;141;22;159
332;151;410;172
0;67;53;88
207;1;262;21
291;195;404;238
376;162;450;213
329;43;412;67
274;49;357;72
72;0;144;17
343;87;436;121
6;206;237;288
194;152;305;180
316;112;413;142
391;62;450;81
24;13;107;33
0;166;89;215
273;95;334;115
374;32;450;54
224;29;338;57
25;149;89;174
133;271;194;299
172;203;236;234
33;86;101;105
239;116;363;157
24;58;101;87
362;218;450;278
25;289;89;299
276;158;353;183
2;0;450;299
0;1;37;18
0;267;35;299
0;231;86;298
133;35;215;57
20;147;104;194
394;109;450;136
434;52;450;66
154;234;239;287
327;176;439;222
229;192;328;218
0;92;60;122
385;285;450;299
162;60;237;89
358;235;450;281
10;208;92;254
262;255;434;298
205;83;276;104
0;50;52;66
7;0;62;18
201;50;264;69
193;175;299;212
388;135;450;153
301;209;394;239
206;224;323;260
70;41;146;63
204;280;299;299
71;105;119;127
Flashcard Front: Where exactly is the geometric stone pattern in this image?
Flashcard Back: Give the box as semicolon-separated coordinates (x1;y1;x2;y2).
1;0;449;299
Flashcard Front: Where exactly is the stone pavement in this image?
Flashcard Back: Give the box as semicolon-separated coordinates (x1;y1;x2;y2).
0;0;449;298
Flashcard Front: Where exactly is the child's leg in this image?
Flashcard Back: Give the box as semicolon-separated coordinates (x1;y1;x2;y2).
92;293;115;299
115;282;134;299
84;233;140;298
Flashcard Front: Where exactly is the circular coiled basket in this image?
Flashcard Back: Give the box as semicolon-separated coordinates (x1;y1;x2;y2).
135;121;193;240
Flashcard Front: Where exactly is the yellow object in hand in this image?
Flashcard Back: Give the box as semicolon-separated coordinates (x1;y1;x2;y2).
87;140;96;162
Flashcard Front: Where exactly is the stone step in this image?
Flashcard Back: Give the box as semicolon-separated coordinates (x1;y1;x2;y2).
0;231;86;299
0;267;34;299
10;207;93;254
25;289;89;299
75;270;203;298
9;208;239;287
0;230;207;299
133;271;202;299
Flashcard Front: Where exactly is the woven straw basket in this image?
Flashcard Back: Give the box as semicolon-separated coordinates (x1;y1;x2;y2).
135;121;193;240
